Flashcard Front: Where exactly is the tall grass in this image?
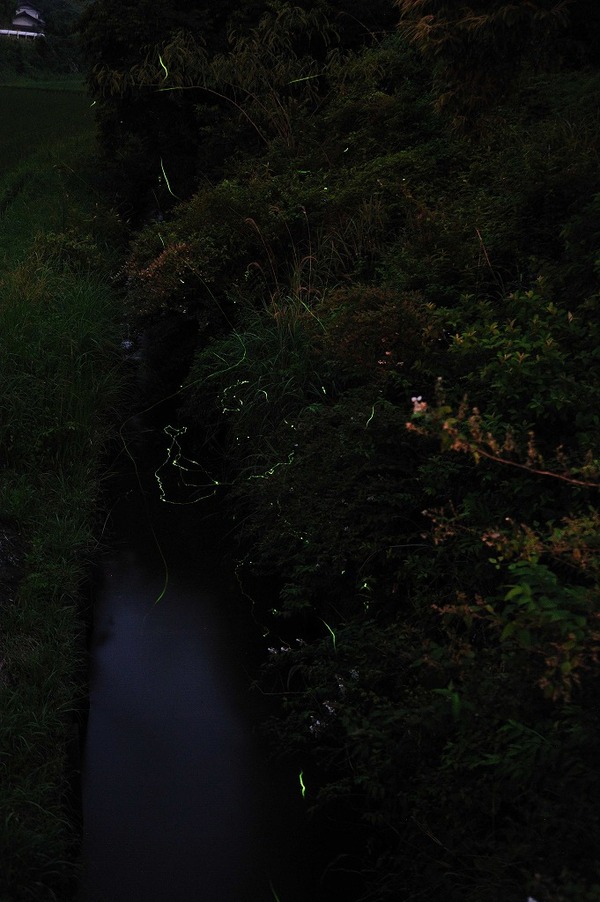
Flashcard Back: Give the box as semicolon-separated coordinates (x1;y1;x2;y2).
0;85;92;174
0;263;124;901
180;290;328;486
0;84;126;899
0;267;121;470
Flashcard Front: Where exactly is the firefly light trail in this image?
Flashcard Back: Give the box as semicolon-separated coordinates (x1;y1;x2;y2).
119;419;170;608
158;52;169;80
154;424;221;505
320;618;337;652
247;451;295;480
298;770;306;799
160;157;179;199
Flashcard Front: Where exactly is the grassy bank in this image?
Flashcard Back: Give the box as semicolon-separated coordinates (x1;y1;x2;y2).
0;84;92;193
0;75;86;91
0;85;125;900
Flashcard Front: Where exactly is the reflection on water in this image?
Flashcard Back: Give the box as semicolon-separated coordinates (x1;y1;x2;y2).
79;481;310;902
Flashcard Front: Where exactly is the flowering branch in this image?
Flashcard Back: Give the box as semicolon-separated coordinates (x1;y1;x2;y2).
406;395;600;489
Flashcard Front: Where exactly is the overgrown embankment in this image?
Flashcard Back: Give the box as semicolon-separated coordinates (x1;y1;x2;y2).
0;83;126;900
79;3;600;900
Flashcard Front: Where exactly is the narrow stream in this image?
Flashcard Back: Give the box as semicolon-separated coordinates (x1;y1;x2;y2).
78;430;315;902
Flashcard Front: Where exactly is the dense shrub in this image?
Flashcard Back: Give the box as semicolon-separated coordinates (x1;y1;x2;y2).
105;6;600;899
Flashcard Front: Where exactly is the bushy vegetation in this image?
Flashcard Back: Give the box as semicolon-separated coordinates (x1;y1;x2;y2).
0;88;125;899
77;1;600;899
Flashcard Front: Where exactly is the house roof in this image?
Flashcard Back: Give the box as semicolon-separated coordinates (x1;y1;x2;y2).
16;3;43;14
12;13;43;30
14;4;45;23
0;3;45;36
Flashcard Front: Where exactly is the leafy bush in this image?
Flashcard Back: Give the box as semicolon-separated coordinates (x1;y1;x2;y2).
107;7;600;901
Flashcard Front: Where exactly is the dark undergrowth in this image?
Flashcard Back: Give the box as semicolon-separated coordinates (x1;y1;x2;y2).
14;1;596;899
0;85;126;900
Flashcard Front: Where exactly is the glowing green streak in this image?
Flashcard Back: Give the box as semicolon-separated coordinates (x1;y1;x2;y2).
365;404;376;427
153;564;169;606
297;295;326;330
288;74;320;84
269;881;282;902
118;419;169;608
154;424;220;505
247;451;295;480
299;770;306;799
158;52;168;80
320;618;337;652
160;157;179;199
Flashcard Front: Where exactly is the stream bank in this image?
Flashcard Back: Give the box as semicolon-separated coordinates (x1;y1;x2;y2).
78;404;320;902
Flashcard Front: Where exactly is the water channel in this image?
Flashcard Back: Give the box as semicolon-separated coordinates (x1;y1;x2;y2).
78;421;318;902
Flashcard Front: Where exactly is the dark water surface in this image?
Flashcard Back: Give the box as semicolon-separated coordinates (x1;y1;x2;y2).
79;459;312;902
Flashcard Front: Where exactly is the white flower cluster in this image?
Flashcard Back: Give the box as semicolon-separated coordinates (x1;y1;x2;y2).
308;670;360;736
309;700;336;736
